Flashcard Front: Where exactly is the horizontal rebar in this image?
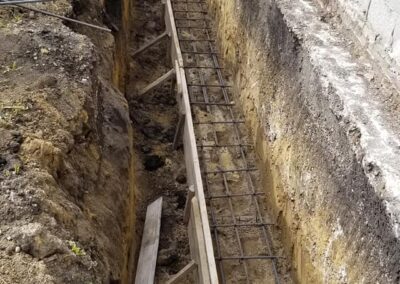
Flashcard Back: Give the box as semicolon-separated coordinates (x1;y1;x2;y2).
172;1;206;3
182;51;220;55
173;9;207;13
179;38;215;41
194;120;245;124
0;0;51;5
216;256;281;260
14;4;112;32
205;192;264;199
188;83;232;88
197;144;253;148
204;168;258;174
210;222;274;228
184;66;223;69
176;26;212;30
190;101;235;106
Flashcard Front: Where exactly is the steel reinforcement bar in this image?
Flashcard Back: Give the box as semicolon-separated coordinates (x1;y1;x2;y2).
163;0;219;283
136;0;282;282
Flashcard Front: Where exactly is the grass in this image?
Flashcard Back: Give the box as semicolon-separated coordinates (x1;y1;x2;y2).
68;241;86;256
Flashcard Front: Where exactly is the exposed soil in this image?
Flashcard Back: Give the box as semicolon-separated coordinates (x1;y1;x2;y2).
127;0;192;282
0;1;135;283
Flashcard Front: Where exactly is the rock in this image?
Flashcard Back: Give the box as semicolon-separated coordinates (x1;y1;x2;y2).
176;190;186;209
144;155;165;171
175;174;186;184
35;76;58;89
9;141;21;153
5;246;13;256
12;132;23;144
15;246;21;253
0;156;7;168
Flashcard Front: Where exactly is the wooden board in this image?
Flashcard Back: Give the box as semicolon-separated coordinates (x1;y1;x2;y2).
183;185;195;224
179;65;219;284
163;1;219;282
139;68;175;95
133;31;168;57
173;112;186;149
135;197;163;284
189;197;211;284
166;260;197;284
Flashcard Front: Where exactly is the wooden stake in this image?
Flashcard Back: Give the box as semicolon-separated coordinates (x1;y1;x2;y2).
173;112;186;150
184;185;195;224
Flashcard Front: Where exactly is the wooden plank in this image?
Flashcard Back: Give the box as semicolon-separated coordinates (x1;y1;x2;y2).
173;112;186;149
179;64;219;283
133;31;169;57
166;260;197;284
135;197;163;284
164;1;219;282
139;68;175;96
175;60;182;95
189;197;211;284
164;0;184;66
183;185;195;224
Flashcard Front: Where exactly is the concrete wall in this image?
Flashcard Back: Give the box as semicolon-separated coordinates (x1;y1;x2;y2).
318;0;400;79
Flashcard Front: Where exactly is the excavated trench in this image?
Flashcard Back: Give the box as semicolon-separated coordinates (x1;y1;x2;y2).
128;0;400;283
1;0;399;283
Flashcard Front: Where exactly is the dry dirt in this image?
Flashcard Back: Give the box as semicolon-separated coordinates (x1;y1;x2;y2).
128;0;192;282
0;1;135;283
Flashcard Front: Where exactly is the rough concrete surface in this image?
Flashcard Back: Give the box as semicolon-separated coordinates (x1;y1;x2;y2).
208;0;400;282
317;0;400;79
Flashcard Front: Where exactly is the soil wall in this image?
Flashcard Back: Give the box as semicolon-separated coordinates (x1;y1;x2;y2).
0;0;136;283
207;0;400;282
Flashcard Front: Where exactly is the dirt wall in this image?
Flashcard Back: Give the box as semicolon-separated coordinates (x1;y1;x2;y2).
0;1;136;283
207;0;400;282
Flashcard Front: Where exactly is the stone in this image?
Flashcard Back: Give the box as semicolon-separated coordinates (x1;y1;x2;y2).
143;155;165;171
0;156;7;168
175;174;187;184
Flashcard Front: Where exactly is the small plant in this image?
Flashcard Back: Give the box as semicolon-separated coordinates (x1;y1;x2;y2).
0;20;6;29
2;61;21;74
68;241;86;256
10;61;17;70
12;12;22;23
13;164;20;175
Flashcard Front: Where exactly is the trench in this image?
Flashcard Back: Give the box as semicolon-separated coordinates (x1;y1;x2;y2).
94;0;301;282
126;0;294;283
58;0;398;283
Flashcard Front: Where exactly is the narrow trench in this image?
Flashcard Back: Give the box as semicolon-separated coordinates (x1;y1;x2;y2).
127;0;293;283
127;0;192;282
